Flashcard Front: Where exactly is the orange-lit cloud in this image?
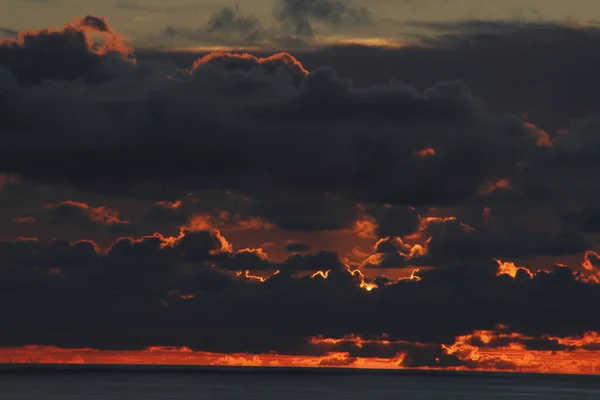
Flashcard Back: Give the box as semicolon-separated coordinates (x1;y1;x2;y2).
193;51;308;76
477;178;512;196
185;213;274;233
412;148;436;158
44;200;128;226
524;121;553;147
404;216;457;241
1;15;132;58
495;259;534;279
582;251;600;283
353;215;377;239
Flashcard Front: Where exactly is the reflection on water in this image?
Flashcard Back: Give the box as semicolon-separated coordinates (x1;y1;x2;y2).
2;368;600;399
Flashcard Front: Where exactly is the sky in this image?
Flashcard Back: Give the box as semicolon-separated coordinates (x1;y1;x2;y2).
2;0;599;47
2;0;600;374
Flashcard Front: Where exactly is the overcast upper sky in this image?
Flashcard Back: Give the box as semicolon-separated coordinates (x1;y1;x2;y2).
2;0;599;40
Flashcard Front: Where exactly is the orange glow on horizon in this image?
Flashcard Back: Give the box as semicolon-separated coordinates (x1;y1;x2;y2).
174;36;405;53
312;35;406;49
5;328;600;375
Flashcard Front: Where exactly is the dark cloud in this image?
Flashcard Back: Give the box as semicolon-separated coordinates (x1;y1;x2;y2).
0;237;99;268
1;25;544;210
422;218;588;263
0;15;132;83
206;6;264;42
138;19;600;133
218;248;272;271
249;192;358;231
219;248;344;272
160;6;270;48
1;228;600;356
281;21;600;134
140;190;356;233
157;0;372;48
522;115;600;206
274;0;372;37
562;206;600;234
21;200;132;235
282;249;342;271
363;205;420;238
105;229;232;265
361;251;408;269
284;240;312;253
373;237;411;254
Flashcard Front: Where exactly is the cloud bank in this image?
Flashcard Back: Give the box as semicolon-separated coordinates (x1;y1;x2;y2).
1;16;600;373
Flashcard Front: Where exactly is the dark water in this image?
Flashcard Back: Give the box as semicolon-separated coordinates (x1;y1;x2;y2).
2;366;600;399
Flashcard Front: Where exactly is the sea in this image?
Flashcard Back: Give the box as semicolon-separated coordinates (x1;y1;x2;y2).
1;365;600;399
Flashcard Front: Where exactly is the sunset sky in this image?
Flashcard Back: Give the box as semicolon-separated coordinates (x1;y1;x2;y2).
2;0;600;374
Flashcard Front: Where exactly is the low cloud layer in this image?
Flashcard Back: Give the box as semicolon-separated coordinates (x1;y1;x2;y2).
1;226;600;359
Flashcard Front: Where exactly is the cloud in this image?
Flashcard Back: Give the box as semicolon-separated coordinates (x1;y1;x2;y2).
159;6;273;48
110;229;233;263
278;20;600;135
154;0;374;49
249;192;358;231
0;237;99;268
1;226;600;355
206;5;264;42
19;200;132;235
421;218;587;263
361;205;420;238
361;251;409;269
218;248;272;271
0;20;545;211
192;50;308;79
282;249;342;271
0;15;133;83
274;0;372;37
284;240;312;253
524;115;600;205
3;17;600;368
373;236;411;254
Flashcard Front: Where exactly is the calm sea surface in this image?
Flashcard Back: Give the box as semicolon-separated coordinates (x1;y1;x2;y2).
1;366;600;399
